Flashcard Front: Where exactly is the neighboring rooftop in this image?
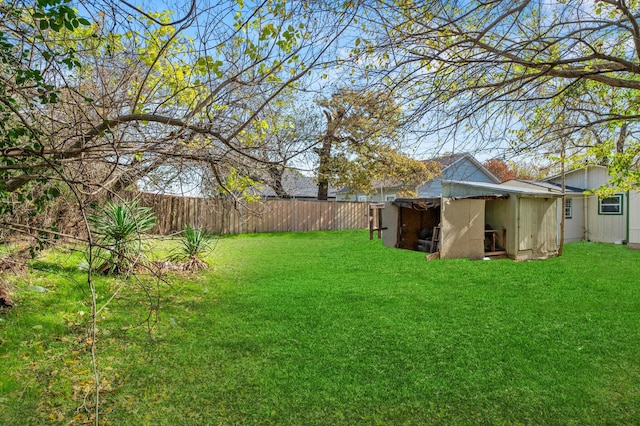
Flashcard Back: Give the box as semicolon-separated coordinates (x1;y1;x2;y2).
252;169;337;199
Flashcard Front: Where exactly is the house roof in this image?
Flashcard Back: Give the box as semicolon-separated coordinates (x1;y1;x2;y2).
251;169;336;198
429;152;468;168
337;152;501;194
430;153;501;184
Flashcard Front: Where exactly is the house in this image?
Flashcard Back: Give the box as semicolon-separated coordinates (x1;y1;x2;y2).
416;153;501;197
543;166;640;247
380;158;562;261
337;153;501;202
248;169;337;200
335;178;413;202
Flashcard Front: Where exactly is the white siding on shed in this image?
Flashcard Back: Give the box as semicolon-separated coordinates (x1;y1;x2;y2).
517;197;558;258
584;194;626;243
628;191;640;247
563;196;585;243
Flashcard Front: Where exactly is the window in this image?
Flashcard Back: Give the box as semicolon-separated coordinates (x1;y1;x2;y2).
599;194;623;215
564;198;572;219
385;195;396;201
357;195;367;202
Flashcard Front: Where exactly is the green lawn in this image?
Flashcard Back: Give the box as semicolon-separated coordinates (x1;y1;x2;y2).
2;230;640;425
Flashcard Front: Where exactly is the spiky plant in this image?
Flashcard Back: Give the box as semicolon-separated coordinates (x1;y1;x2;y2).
169;224;214;271
88;200;156;275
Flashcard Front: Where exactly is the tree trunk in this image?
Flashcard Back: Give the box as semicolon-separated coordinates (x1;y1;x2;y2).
316;127;334;201
616;122;628;153
267;166;291;198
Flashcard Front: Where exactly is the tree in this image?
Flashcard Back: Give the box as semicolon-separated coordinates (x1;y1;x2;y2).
483;159;516;183
483;159;534;182
233;97;322;198
0;3;360;423
314;88;433;200
357;0;640;190
0;0;359;231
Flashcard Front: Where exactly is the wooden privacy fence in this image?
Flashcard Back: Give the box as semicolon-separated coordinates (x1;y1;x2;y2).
128;192;369;235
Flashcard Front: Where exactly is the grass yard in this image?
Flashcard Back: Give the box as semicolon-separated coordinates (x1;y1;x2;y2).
1;230;640;425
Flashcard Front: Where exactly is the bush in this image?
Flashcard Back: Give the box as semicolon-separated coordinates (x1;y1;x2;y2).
169;224;214;271
87;200;156;275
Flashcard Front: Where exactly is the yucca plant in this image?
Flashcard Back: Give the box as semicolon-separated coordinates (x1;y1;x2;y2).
169;224;214;271
88;200;156;275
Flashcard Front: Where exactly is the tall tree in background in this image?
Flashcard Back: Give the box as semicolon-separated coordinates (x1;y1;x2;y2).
315;88;433;200
483;159;535;182
483;160;516;183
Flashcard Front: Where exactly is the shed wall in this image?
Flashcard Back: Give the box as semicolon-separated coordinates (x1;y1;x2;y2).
381;202;398;248
585;194;626;243
628;191;640;248
441;198;485;260
516;197;559;260
485;198;513;255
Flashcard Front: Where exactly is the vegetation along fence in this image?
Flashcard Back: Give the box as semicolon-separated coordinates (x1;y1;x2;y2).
129;192;369;235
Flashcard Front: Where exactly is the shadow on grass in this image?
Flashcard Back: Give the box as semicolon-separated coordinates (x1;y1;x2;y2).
28;260;82;275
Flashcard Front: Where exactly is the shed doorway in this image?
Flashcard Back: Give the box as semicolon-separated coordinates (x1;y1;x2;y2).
393;199;441;251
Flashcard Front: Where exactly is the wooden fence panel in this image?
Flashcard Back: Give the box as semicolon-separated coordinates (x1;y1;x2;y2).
123;192;368;235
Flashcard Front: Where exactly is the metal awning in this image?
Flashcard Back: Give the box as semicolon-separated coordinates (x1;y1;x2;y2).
392;198;440;210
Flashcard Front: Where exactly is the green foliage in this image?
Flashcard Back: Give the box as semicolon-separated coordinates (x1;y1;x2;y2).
356;0;640;190
0;0;90;220
315;88;435;198
169;224;214;270
87;200;156;275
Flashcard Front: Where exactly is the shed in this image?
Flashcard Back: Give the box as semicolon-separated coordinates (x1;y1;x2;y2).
382;180;562;261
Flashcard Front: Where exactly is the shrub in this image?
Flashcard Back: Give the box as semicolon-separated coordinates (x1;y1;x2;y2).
87;200;156;275
169;224;214;271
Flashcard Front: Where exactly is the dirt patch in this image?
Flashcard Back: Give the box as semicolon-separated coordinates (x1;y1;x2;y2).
0;277;14;309
0;247;31;276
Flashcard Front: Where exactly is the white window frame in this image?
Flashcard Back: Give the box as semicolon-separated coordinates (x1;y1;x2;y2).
385;195;396;202
357;195;367;202
598;194;623;215
564;198;572;219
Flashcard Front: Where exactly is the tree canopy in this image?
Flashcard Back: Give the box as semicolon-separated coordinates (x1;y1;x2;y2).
6;0;640;237
355;0;640;189
314;88;434;200
0;0;360;236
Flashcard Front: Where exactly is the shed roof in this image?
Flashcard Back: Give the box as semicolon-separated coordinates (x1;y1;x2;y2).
392;197;441;210
443;180;564;197
502;179;584;193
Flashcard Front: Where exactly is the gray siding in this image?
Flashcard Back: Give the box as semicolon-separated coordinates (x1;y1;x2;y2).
336;189;400;202
418;156;497;197
442;157;496;183
417;178;443;197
